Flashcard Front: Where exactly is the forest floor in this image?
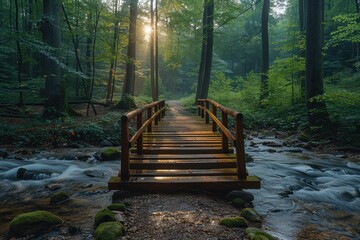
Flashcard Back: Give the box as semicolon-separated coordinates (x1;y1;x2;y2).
0;101;359;239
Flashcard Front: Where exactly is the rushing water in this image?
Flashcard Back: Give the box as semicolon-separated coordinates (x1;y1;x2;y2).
0;140;359;239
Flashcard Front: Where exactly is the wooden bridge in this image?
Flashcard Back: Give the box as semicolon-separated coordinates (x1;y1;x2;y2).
108;99;260;192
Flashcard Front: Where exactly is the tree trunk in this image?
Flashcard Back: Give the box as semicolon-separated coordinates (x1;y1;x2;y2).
118;0;138;110
41;0;66;115
259;0;270;106
195;0;214;102
299;0;306;99
195;0;208;103
106;0;120;103
150;0;157;101
305;0;329;128
200;0;214;99
155;0;159;100
15;0;24;106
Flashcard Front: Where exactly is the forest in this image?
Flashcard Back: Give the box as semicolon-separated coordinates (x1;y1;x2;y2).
0;0;360;148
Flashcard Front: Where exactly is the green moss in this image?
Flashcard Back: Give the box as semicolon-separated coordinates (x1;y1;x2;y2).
107;203;126;212
9;210;63;237
232;198;246;209
94;222;126;240
50;192;70;205
100;148;120;161
240;208;262;222
245;227;274;240
95;209;116;227
219;217;248;228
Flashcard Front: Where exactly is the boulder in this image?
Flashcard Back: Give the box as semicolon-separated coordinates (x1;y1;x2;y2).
100;148;120;161
245;227;275;240
232;198;247;209
94;222;126;240
241;208;262;222
226;190;254;202
219;217;248;228
16;167;53;180
107;203;126;212
95;209;116;227
9;210;63;237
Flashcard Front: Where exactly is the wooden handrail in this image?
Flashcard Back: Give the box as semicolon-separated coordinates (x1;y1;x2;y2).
197;99;246;180
120;100;166;180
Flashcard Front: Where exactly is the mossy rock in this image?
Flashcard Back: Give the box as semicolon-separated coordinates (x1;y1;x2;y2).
95;209;116;227
232;198;246;209
245;227;274;240
9;210;63;237
219;217;248;228
94;222;126;240
100;148;121;161
107;203;126;212
241;208;262;222
50;192;70;205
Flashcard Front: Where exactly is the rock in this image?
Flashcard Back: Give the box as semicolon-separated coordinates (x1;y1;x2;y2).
50;192;70;205
340;191;355;202
77;155;90;161
68;225;81;235
44;184;61;191
245;154;254;162
245;227;274;240
9;210;63;237
84;169;104;178
107;203;126;212
94;222;126;240
95;209;116;227
232;198;247;209
241;208;262;222
262;141;283;148
219;217;248;228
100;148;121;161
226;190;254;202
267;148;276;153
101;140;113;147
115;213;125;223
17;167;53;180
60;155;77;160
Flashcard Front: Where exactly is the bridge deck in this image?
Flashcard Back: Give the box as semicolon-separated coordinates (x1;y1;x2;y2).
108;101;260;192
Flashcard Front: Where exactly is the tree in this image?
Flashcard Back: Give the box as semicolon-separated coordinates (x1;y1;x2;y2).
305;0;330;128
259;0;270;105
195;0;214;102
41;0;67;115
118;0;138;109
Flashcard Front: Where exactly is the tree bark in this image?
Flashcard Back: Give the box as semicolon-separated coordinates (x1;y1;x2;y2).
150;0;157;101
299;0;306;99
155;0;159;100
41;0;65;114
195;0;214;102
305;0;330;128
106;0;120;103
118;0;138;109
259;0;270;106
15;0;24;106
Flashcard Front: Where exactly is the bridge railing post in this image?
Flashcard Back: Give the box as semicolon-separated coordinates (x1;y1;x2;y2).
161;100;166;118
235;114;247;180
120;115;130;180
205;100;210;124
221;111;229;153
212;104;217;132
155;104;159;125
147;108;152;132
201;101;205;118
197;100;201;116
137;111;143;155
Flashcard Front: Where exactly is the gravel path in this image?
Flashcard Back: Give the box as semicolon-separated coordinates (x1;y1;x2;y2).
119;192;252;240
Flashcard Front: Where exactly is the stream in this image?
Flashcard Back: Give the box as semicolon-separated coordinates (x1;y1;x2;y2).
0;136;359;239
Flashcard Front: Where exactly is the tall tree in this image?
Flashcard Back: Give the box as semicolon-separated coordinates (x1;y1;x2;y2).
41;0;67;115
299;0;306;99
259;0;270;105
195;0;214;101
106;0;121;103
118;0;138;109
305;0;329;127
150;0;157;101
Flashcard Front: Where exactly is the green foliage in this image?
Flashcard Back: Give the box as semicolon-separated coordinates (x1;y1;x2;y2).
107;203;126;212
327;14;360;47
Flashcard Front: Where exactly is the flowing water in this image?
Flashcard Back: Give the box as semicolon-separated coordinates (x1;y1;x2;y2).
0;138;359;239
